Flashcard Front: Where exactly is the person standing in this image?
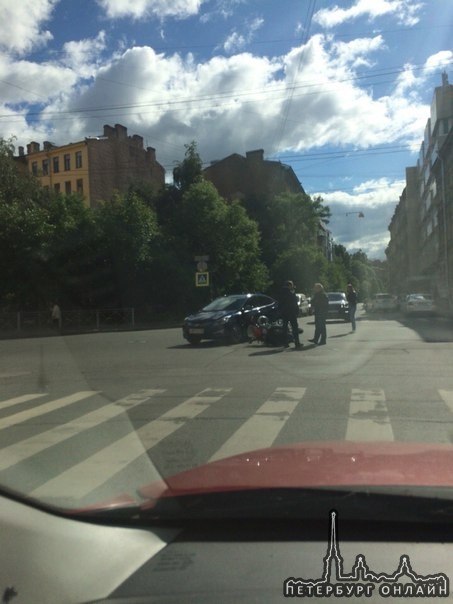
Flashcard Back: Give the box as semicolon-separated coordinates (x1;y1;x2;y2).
346;283;358;332
278;280;302;349
51;302;62;332
309;283;329;345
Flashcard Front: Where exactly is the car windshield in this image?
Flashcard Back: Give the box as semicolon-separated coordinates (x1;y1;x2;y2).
1;0;453;541
201;296;247;312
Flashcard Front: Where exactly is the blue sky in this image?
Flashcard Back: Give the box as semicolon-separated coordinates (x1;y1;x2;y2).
1;0;452;258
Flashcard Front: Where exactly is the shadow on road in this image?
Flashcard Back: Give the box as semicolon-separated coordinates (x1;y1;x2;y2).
365;311;453;343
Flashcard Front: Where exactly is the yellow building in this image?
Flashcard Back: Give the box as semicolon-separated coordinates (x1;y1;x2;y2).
19;124;165;207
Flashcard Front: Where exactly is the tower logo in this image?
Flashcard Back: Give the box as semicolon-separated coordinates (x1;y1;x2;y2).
283;511;449;598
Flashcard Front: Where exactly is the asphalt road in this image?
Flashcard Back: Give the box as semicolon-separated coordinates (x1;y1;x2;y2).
2;305;453;507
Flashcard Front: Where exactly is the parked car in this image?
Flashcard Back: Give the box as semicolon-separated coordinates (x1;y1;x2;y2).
296;293;310;316
183;293;277;345
326;292;350;321
403;293;437;316
369;293;398;312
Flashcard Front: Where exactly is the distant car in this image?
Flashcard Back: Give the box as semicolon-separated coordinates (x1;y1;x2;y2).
296;293;310;316
326;292;350;321
370;293;398;312
403;293;437;316
183;293;277;345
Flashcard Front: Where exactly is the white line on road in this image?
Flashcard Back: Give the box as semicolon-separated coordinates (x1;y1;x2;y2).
209;387;306;462
0;391;98;431
0;390;164;472
346;388;394;441
438;390;453;414
30;388;231;500
0;393;46;411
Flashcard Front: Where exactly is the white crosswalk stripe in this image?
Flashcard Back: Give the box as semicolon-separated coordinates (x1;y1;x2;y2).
0;393;46;412
0;389;164;472
346;389;394;441
439;390;453;413
0;391;98;431
1;385;453;502
30;388;231;500
209;387;306;461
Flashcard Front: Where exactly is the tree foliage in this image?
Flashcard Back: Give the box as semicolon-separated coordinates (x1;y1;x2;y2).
0;137;382;315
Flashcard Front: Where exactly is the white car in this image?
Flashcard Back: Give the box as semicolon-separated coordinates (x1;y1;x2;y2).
370;293;398;312
296;293;310;316
404;293;437;316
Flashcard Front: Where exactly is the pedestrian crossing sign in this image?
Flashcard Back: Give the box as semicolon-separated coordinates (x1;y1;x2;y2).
196;272;210;287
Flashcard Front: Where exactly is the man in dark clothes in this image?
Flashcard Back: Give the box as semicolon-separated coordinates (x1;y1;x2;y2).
278;280;302;349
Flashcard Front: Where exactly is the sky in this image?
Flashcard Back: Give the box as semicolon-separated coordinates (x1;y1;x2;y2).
0;0;452;259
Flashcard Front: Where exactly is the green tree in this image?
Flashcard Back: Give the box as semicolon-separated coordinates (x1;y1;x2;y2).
93;192;160;307
178;180;269;295
173;141;203;191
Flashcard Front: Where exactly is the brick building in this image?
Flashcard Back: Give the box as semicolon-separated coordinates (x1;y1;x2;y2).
203;149;305;201
18;124;165;206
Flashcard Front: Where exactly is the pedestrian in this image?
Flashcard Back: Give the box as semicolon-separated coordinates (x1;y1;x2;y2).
51;302;62;331
277;280;302;349
308;283;328;345
346;283;358;332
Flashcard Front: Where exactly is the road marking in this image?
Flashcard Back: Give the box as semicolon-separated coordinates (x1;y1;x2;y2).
346;388;394;441
0;391;98;431
0;393;45;411
439;390;453;413
30;388;231;500
0;390;164;472
209;387;306;462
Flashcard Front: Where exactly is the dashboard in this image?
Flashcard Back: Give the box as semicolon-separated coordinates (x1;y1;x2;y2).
1;492;453;603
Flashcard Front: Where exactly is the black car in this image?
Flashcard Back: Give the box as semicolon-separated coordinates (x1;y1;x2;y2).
326;292;350;321
183;293;277;345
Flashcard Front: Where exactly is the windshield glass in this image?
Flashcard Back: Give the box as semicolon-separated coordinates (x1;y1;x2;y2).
1;0;453;529
201;296;246;312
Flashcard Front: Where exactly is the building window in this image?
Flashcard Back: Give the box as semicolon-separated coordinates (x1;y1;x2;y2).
31;161;38;176
76;179;83;194
75;151;82;169
53;157;59;173
54;183;60;193
65;181;71;194
64;153;71;171
42;159;49;175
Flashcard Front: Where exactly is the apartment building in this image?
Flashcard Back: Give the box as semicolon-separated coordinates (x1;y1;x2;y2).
203;149;305;201
203;148;334;258
387;73;453;309
19;123;165;207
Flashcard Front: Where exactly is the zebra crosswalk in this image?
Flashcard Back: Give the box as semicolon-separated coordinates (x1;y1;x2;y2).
0;385;451;507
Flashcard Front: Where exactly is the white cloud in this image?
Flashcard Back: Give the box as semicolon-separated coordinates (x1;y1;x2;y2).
97;0;205;20
423;51;453;75
0;0;57;55
314;0;424;29
312;179;406;258
2;31;437;170
317;178;405;209
0;15;447;258
61;32;108;78
200;0;246;23
223;17;264;53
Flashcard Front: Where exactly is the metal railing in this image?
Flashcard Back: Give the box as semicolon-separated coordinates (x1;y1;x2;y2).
0;308;135;335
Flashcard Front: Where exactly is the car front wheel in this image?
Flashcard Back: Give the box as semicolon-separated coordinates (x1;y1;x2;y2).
226;322;243;344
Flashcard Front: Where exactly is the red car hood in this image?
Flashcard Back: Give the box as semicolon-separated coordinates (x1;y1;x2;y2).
138;441;453;501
